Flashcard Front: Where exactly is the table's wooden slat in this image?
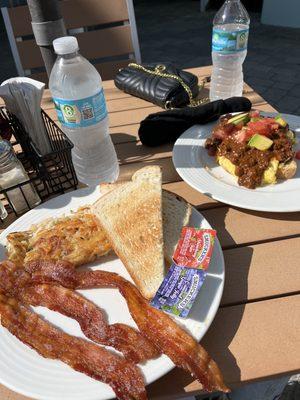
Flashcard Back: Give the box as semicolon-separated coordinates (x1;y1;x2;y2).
148;295;300;399
202;207;300;249
44;86;272;125
0;387;29;400
116;141;173;165
222;236;300;306
45;105;161;127
42;96;275;147
42;94;155;113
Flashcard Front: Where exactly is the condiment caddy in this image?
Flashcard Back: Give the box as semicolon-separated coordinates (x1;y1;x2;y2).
0;106;78;218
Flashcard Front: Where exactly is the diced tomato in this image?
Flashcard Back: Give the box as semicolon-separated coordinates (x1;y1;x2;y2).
247;117;280;139
247;121;272;137
249;110;260;118
296;150;300;160
234;128;252;143
263;117;276;124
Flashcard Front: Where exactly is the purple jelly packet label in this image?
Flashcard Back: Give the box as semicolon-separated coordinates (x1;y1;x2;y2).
151;263;207;318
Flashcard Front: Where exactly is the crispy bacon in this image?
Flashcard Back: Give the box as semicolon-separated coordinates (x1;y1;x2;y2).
25;260;229;393
0;290;147;400
17;284;159;363
0;261;159;363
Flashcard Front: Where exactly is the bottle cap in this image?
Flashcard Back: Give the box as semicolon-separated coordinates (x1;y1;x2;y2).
53;36;79;55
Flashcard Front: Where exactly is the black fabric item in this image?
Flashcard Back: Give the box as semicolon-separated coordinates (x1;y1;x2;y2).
278;381;300;400
114;63;199;108
138;97;252;147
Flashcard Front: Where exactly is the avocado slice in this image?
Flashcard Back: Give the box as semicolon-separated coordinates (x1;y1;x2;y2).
275;115;287;127
248;134;273;151
227;112;250;125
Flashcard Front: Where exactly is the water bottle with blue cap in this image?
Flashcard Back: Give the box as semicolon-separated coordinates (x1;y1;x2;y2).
210;0;250;101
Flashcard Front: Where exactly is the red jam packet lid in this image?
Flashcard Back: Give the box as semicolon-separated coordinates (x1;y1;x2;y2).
173;227;216;270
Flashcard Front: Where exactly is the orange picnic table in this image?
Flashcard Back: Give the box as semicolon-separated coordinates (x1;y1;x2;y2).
0;66;299;400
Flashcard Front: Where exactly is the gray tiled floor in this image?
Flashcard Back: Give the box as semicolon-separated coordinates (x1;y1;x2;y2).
1;0;300;116
134;0;300;115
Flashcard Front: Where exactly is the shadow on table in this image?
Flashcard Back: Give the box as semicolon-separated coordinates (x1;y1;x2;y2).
34;186;95;211
202;206;254;386
112;132;138;144
149;206;254;398
241;209;300;222
116;140;174;165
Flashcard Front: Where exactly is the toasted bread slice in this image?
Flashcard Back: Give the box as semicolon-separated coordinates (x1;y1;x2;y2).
93;166;164;299
132;166;162;184
99;183;191;266
161;190;191;265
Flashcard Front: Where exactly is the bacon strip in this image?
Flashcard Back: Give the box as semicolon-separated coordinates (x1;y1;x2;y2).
26;260;229;393
0;261;159;363
0;290;147;400
16;284;159;363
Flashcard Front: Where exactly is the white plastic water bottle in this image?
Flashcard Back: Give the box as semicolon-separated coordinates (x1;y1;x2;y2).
209;0;250;101
49;36;119;186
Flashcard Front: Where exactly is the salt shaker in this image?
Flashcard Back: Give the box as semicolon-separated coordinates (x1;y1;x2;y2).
0;140;41;214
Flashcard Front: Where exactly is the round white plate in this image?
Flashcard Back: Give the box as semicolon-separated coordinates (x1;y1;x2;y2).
0;188;225;400
173;113;300;212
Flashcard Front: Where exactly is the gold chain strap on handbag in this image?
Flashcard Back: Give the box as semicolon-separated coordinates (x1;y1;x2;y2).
128;63;209;109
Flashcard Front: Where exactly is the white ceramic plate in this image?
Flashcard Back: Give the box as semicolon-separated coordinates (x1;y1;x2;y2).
0;188;225;400
173;113;300;212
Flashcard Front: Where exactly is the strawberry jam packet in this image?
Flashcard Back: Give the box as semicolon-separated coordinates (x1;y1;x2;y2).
151;227;217;318
173;227;216;270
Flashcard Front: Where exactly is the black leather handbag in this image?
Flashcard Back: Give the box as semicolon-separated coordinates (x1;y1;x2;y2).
114;63;206;109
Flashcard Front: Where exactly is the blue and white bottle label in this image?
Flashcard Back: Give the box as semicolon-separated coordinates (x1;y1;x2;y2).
53;89;108;128
212;28;249;53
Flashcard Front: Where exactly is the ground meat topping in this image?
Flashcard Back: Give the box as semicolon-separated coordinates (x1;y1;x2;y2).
217;136;272;189
205;113;296;189
205;137;221;156
235;148;271;189
272;131;294;162
217;137;245;164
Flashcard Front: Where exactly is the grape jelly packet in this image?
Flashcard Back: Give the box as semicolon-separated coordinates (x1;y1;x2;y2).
151;263;207;318
151;227;216;318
